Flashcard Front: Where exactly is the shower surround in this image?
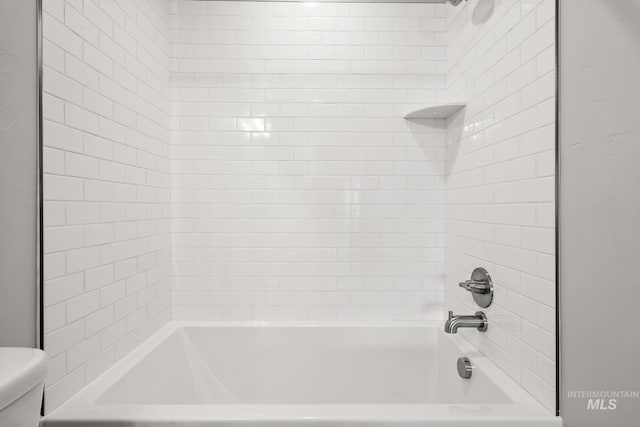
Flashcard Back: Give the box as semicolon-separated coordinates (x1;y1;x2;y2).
445;0;556;411
41;0;556;415
170;0;447;322
42;0;172;410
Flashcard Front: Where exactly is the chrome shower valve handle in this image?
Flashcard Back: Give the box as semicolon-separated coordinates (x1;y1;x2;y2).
458;267;494;308
458;279;491;294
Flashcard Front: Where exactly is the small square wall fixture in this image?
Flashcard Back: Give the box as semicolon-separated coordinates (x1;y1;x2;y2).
403;103;466;120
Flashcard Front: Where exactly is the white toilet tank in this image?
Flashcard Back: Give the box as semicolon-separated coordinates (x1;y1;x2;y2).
0;348;47;427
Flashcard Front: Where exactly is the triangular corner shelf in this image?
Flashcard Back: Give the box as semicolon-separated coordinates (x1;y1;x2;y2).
403;103;466;120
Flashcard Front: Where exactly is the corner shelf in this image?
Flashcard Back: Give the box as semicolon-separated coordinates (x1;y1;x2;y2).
403;103;466;120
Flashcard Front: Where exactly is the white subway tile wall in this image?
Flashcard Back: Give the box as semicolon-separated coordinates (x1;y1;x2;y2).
42;0;172;411
169;1;448;322
41;0;556;414
444;0;556;412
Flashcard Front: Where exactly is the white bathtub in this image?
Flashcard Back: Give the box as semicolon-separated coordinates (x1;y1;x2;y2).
42;322;561;426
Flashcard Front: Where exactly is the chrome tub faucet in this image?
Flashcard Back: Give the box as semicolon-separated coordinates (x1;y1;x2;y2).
444;310;488;334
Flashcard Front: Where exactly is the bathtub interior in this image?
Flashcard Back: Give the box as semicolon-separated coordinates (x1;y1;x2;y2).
96;325;511;406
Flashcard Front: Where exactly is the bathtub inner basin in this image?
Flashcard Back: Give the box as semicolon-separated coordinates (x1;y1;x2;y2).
43;322;561;427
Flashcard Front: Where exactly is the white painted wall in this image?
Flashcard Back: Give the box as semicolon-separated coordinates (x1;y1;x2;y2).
41;0;172;412
560;0;640;425
0;0;39;348
444;0;556;412
170;0;448;322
